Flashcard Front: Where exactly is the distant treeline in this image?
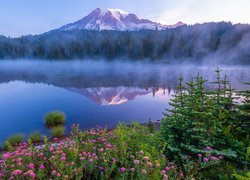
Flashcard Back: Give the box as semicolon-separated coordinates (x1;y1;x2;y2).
0;22;250;64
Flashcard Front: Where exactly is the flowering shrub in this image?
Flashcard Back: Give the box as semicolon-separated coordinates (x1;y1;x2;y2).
0;123;222;179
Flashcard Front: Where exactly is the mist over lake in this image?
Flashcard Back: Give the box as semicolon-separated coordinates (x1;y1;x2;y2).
0;60;249;142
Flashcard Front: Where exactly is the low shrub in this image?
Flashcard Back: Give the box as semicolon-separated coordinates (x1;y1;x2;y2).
44;111;65;127
51;126;65;138
29;131;40;143
5;134;24;147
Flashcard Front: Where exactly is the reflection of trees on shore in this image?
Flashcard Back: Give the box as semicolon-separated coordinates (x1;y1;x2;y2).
0;61;249;90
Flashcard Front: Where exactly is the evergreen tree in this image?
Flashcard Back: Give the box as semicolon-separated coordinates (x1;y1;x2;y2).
237;83;250;146
160;72;238;168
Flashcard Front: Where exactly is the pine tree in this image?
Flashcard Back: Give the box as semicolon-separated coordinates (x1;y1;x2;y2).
237;83;250;146
161;72;239;168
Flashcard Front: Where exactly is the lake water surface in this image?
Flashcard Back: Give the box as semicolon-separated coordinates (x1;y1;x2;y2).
0;60;249;143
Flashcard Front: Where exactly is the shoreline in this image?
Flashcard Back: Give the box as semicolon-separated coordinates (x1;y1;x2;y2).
0;120;161;154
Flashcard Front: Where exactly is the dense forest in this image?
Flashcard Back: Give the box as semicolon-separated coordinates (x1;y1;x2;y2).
0;22;250;64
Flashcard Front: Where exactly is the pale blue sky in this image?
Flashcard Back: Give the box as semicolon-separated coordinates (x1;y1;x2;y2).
0;0;249;37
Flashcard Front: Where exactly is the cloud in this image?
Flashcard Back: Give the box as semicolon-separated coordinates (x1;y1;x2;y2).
156;0;250;24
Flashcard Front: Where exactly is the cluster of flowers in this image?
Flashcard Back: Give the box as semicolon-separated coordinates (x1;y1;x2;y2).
0;124;222;179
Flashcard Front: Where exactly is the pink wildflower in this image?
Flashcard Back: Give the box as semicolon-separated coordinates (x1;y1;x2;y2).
39;164;45;170
146;162;153;167
130;167;135;172
29;171;36;179
120;167;126;173
165;167;170;171
163;174;169;180
134;160;140;165
17;162;22;167
210;156;218;161
203;157;209;162
51;170;57;175
197;154;202;158
143;156;150;161
27;163;34;169
219;156;224;159
60;157;66;161
141;169;147;174
11;170;22;176
161;170;166;175
206;146;212;151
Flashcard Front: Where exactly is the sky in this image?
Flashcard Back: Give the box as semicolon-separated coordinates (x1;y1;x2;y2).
0;0;249;37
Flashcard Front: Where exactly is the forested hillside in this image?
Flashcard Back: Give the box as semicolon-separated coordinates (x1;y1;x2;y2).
0;22;250;64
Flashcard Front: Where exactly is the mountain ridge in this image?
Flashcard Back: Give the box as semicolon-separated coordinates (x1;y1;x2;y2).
58;8;186;31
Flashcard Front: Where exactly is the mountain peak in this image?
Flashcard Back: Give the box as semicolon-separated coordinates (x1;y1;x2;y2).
97;8;128;16
58;8;186;31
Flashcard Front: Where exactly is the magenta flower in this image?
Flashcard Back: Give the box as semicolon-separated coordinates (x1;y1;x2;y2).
219;156;224;159
165;167;170;171
120;167;126;173
210;156;218;161
203;157;209;162
11;170;22;176
206;146;212;151
60;157;66;161
39;164;45;170
29;171;36;179
27;163;34;169
134;160;140;165
161;170;166;175
89;159;93;163
197;154;202;158
51;170;57;175
57;173;61;177
38;152;44;157
130;167;135;172
2;152;11;160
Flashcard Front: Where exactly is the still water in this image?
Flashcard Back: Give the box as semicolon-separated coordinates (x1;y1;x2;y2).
0;60;249;143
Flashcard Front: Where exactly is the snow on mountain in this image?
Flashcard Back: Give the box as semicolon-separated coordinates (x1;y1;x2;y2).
67;87;150;105
58;8;186;31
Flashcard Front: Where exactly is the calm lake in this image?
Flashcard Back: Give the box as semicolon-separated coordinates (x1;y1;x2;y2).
0;60;249;143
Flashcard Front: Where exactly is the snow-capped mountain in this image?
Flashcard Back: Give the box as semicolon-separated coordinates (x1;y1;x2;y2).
59;8;186;31
66;87;170;106
67;87;150;105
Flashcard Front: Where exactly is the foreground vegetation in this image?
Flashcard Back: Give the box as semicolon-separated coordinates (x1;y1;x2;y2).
0;70;249;179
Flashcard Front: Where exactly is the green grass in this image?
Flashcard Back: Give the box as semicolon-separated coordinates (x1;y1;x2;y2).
44;111;65;127
5;134;24;147
29;131;41;143
51;126;65;138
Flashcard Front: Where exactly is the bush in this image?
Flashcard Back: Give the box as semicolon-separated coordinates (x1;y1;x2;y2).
44;111;65;127
5;134;24;147
29;131;40;143
51;126;65;138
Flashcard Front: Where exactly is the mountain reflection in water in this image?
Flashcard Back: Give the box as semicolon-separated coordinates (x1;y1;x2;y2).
0;60;249;142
